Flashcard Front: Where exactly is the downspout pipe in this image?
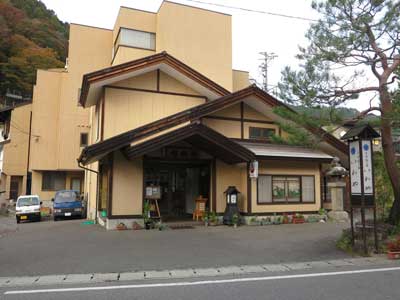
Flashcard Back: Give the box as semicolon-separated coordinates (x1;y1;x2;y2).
78;159;99;223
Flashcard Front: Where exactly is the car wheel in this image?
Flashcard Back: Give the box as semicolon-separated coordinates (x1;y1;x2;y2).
16;217;20;224
37;216;41;222
54;217;58;222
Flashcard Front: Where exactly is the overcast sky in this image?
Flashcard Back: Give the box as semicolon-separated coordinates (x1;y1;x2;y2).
40;0;369;110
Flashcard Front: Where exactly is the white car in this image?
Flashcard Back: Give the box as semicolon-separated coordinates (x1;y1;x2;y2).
15;195;42;223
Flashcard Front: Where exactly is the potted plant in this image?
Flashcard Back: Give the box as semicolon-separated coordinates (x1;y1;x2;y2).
249;216;260;226
292;213;305;224
232;213;239;228
282;213;289;224
307;215;319;223
273;216;282;225
143;200;153;230
387;236;400;259
209;212;218;226
203;211;209;227
260;217;271;226
116;222;127;230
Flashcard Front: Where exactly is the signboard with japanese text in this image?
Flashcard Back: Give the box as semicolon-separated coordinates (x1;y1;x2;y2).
349;140;361;194
249;161;258;178
348;139;375;206
361;140;374;195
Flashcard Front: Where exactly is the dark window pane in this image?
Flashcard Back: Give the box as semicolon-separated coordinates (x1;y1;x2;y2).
42;171;66;191
80;133;88;147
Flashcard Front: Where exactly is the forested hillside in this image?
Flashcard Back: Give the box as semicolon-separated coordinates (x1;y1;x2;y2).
0;0;68;98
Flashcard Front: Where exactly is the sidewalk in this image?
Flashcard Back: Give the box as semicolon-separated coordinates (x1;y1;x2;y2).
0;256;397;288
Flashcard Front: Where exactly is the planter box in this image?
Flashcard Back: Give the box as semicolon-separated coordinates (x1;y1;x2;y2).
292;218;305;224
387;251;400;259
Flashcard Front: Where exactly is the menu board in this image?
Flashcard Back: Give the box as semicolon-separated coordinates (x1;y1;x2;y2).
361;140;373;195
349;140;361;194
145;185;161;199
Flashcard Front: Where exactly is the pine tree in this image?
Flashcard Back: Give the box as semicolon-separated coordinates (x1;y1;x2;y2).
278;0;400;224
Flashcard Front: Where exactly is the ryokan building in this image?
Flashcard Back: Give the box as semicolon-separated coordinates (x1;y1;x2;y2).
3;1;348;228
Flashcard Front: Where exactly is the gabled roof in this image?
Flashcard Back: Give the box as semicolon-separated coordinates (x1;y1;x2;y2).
341;123;380;140
78;85;348;165
79;52;230;107
123;123;255;164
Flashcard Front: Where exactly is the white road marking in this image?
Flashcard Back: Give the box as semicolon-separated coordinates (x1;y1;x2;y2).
5;266;400;295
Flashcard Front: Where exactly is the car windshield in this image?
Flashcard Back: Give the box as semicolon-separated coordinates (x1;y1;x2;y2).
55;191;80;203
17;197;39;207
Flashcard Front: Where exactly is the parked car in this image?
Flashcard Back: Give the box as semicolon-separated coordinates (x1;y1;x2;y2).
15;195;42;223
52;190;86;221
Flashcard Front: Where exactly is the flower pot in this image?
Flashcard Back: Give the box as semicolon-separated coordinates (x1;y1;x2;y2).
292;218;305;224
387;251;400;259
210;221;218;226
145;221;153;230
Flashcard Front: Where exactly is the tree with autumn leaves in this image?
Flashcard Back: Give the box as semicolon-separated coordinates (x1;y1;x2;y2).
0;0;68;98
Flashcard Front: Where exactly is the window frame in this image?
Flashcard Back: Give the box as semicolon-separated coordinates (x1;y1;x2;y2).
257;174;316;205
41;171;66;191
113;27;156;55
249;126;276;141
80;132;89;147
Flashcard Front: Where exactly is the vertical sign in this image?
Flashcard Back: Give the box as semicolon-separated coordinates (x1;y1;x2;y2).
249;161;258;178
361;139;373;195
349;140;361;194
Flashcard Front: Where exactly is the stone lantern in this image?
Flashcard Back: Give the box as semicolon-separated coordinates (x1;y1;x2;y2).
325;157;349;221
223;186;240;225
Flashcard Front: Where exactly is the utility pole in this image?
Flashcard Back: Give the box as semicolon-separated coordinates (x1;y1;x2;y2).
259;52;278;92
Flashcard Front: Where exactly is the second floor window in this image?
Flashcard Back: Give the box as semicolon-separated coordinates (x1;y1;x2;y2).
116;28;156;51
80;133;88;147
249;127;276;141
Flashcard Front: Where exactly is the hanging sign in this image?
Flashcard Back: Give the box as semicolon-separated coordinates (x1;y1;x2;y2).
249;161;258;178
361;140;373;195
348;139;375;206
349;140;361;194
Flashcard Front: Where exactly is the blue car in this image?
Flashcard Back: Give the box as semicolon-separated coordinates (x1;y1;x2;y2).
52;190;86;221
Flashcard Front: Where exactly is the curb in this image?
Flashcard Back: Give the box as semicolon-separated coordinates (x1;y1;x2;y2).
0;257;396;288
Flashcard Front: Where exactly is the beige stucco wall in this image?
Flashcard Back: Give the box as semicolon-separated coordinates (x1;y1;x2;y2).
111;152;143;216
3;104;31;176
31;170;84;201
232;70;250;92
216;160;247;213
103;87;204;139
157;1;233;91
202;119;241;139
113;7;156;44
250;161;321;214
30;24;112;172
112;46;155;66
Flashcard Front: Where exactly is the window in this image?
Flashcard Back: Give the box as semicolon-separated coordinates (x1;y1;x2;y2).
257;175;315;204
249;127;276;140
80;133;88;147
115;28;156;51
42;171;66;191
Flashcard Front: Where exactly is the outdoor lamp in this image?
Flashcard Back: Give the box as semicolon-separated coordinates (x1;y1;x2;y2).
223;186;240;225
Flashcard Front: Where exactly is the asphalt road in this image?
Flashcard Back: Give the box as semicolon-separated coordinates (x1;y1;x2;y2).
0;218;349;277
2;264;400;300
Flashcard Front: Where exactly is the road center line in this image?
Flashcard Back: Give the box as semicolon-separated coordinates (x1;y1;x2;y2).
5;266;400;295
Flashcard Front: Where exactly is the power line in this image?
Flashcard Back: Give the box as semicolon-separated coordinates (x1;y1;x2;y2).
178;0;319;22
10;122;40;138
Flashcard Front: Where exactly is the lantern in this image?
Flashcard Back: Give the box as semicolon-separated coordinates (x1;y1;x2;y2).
223;186;240;225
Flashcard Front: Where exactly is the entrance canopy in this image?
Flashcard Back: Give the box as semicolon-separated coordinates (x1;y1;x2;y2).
124;123;254;164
